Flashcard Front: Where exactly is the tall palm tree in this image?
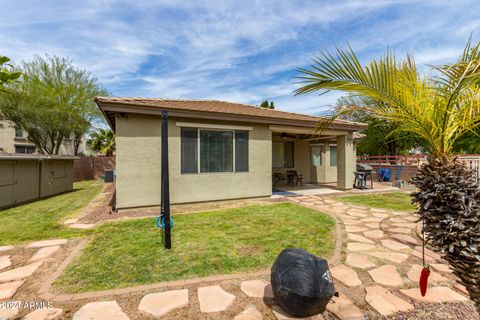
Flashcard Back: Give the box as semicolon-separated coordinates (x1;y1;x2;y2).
87;128;115;156
295;40;480;311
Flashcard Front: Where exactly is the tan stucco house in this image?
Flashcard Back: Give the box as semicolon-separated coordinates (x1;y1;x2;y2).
95;97;366;209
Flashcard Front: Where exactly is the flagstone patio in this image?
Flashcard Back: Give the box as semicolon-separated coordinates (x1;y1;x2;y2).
0;194;474;319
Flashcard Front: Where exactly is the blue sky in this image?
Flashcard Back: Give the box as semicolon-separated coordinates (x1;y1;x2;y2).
1;0;479;115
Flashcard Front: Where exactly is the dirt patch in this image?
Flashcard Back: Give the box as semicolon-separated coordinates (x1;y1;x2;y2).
78;184;287;224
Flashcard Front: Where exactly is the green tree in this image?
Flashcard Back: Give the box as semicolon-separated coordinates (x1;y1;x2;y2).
87;128;115;156
0;56;21;91
295;40;480;311
336;94;426;155
259;100;275;109
0;55;107;155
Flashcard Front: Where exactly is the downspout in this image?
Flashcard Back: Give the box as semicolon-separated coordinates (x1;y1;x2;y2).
161;111;172;249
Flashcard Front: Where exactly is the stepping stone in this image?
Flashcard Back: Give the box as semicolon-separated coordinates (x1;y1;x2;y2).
371;208;388;213
326;295;363;320
391;234;419;245
331;265;362;287
0;261;43;282
63;218;78;225
0;246;14;253
73;301;130;320
431;263;451;273
29;246;61;262
361;217;384;223
69;224;95;229
342;219;362;226
368;265;404;287
0;256;11;270
347;243;376;252
346;211;368;218
411;250;436;263
407;265;448;283
23;308;63;320
414;246;442;260
271;305;324;319
381;239;410;251
240;279;273;298
26;239;67;248
369;251;409;264
365;286;413;316
0;307;18;319
364;222;380;229
392;222;417;229
390;217;408;223
234;305;263;320
347;234;374;244
453;283;468;295
0;280;24;300
388;227;412;234
363;230;385;239
371;213;389;218
345;226;369;233
400;286;468;302
346;254;376;269
138;289;188;318
402;215;418;222
198;285;235;313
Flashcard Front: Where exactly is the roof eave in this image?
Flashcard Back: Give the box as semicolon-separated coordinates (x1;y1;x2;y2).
96;100;367;132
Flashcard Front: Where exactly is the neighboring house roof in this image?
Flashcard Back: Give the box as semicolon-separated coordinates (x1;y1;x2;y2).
95;96;367;132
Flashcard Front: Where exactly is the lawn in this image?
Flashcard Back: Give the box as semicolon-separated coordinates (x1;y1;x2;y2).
0;180;103;245
54;202;335;293
336;192;415;211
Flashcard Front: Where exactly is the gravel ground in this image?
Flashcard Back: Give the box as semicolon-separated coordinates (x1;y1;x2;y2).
386;302;479;320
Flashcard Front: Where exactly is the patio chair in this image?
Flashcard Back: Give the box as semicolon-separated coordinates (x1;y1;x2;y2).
286;170;303;186
272;172;287;187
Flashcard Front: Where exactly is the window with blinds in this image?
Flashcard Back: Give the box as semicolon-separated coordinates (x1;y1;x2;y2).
181;128;249;173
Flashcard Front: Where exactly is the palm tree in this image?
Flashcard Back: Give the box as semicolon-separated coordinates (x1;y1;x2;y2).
295;40;480;312
87;128;115;156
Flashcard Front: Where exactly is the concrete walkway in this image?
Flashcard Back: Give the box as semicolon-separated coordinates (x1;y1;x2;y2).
0;195;471;319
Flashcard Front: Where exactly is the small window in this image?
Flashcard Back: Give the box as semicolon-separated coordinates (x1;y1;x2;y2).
330;146;337;166
15;145;35;154
15;127;23;138
311;146;322;166
235;131;248;172
272;141;294;168
181;128;198;173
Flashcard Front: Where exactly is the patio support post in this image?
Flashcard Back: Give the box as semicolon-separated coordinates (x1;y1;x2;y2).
337;133;355;190
161;111;172;249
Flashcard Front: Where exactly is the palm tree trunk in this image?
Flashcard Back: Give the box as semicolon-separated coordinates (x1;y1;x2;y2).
412;156;480;314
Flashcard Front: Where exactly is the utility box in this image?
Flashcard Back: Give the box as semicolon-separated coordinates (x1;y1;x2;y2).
104;170;115;183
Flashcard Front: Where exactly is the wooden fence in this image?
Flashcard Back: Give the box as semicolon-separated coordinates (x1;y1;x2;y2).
357;154;480;182
73;156;115;182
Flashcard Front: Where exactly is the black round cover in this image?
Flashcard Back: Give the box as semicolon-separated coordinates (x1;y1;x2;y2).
271;248;336;317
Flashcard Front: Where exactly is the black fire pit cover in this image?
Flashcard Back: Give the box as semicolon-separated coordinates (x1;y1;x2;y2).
271;248;336;317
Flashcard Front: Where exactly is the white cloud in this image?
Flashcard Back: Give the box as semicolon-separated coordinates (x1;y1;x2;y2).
0;0;479;114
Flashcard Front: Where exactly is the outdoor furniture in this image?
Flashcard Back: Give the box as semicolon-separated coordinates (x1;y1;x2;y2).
286;170;303;186
273;172;287;187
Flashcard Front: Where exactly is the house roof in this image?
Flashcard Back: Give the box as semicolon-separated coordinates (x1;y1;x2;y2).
94;96;367;132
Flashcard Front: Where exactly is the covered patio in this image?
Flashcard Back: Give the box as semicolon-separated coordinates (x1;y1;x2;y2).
270;124;359;192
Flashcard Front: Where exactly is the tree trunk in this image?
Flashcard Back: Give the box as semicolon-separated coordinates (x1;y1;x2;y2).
412;156;480;314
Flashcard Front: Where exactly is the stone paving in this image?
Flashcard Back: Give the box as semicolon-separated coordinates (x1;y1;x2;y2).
0;195;473;319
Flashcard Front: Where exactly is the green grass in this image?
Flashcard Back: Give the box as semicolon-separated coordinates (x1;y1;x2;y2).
336;192;415;211
0;180;103;245
54;203;335;293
